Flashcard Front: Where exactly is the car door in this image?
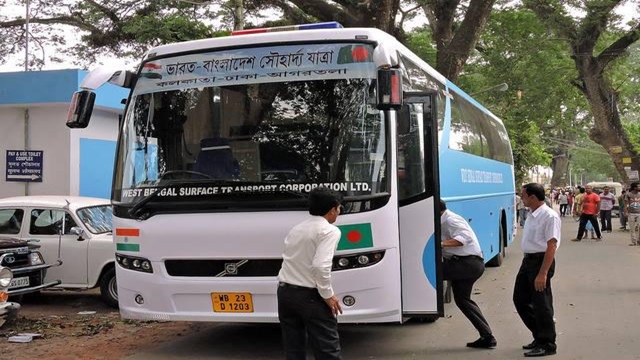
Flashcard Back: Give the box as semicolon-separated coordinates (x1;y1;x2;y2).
27;208;89;286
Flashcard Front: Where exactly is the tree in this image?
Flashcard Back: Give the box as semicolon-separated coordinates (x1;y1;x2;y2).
419;0;496;81
524;0;640;183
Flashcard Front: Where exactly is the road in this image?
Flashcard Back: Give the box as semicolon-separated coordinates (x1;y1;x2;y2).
127;213;640;360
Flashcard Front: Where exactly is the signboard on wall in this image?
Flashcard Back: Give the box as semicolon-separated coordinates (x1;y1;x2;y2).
6;150;43;182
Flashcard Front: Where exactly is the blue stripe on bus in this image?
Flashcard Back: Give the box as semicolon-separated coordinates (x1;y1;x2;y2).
422;234;437;289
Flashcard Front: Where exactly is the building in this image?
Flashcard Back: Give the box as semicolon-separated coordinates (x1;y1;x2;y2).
0;69;128;199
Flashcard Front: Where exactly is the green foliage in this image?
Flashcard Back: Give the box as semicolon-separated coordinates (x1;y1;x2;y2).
569;139;620;182
404;26;437;66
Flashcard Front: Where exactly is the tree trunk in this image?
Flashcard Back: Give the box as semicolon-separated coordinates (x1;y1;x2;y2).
550;153;569;187
573;55;640;184
424;0;495;81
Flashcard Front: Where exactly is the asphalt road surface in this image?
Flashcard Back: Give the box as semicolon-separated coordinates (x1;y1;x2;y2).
127;212;640;360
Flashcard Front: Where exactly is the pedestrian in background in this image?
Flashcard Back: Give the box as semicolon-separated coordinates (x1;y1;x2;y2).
598;186;615;233
573;187;584;221
558;191;568;217
517;193;528;227
440;199;496;349
514;183;561;357
572;185;602;242
618;189;627;231
277;187;344;360
624;183;640;246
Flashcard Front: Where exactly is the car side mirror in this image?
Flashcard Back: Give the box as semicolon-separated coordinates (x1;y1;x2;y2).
70;226;86;241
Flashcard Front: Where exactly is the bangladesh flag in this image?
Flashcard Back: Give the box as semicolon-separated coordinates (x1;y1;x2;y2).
336;223;373;250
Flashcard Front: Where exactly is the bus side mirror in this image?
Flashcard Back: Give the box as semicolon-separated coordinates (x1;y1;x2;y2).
376;68;403;110
66;90;96;129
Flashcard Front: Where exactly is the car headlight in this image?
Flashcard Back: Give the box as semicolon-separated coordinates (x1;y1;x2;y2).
29;252;44;265
0;266;13;288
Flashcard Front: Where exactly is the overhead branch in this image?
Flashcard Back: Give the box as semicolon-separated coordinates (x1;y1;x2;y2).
523;0;577;41
596;23;640;70
84;0;121;24
286;0;358;25
576;0;622;51
0;16;99;33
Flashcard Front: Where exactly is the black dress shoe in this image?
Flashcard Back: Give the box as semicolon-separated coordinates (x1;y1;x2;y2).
466;336;497;348
524;347;556;357
522;340;537;350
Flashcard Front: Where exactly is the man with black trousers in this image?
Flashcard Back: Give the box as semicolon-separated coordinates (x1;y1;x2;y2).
440;199;497;349
515;183;561;357
277;187;343;360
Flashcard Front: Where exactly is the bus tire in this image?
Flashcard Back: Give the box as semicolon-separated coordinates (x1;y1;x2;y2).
486;223;505;267
99;267;119;308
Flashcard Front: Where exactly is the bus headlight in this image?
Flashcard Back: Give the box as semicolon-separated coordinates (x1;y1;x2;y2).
117;253;153;273
332;250;385;271
0;266;13;288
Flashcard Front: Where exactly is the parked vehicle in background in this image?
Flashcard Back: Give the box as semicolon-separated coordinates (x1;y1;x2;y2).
0;234;64;326
586;181;624;217
0;196;117;307
0;265;19;327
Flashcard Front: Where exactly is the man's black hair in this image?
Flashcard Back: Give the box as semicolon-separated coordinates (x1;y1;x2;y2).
631;182;639;190
522;183;545;201
439;199;447;211
309;187;343;216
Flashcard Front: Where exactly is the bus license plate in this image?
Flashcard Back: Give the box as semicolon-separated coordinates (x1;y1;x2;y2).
9;276;30;289
211;292;253;313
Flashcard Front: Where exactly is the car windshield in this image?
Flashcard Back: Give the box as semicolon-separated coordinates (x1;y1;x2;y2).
76;205;112;234
112;43;387;211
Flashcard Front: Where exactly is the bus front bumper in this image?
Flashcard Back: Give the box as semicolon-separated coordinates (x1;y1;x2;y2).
117;250;402;323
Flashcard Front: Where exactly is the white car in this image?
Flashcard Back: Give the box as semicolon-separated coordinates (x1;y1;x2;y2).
0;196;117;307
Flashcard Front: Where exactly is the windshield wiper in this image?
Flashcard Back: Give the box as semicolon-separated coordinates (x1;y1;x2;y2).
342;192;390;202
128;182;177;220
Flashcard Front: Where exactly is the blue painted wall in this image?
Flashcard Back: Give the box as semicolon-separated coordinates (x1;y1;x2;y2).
0;69;127;109
79;138;117;199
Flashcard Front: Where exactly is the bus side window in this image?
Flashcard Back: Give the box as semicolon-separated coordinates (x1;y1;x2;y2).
397;104;426;201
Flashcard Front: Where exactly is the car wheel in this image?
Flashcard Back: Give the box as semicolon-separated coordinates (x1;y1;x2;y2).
99;267;119;308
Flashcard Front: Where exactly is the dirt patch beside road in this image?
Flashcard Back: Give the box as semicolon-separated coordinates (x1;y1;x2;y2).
0;290;203;360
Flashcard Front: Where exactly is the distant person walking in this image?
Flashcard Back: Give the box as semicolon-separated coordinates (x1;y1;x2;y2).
440;199;496;349
619;190;628;231
598;186;615;233
572;185;602;242
517;194;528;227
558;191;568;217
514;183;561;357
277;187;344;360
624;183;640;246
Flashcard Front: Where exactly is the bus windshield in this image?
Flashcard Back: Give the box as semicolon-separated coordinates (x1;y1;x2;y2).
113;43;387;210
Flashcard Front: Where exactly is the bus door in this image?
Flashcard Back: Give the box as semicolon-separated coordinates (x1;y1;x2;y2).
397;92;443;318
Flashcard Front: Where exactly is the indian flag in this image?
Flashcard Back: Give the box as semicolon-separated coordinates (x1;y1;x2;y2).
336;223;373;250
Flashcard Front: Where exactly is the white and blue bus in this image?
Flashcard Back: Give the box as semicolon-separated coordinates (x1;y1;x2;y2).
67;22;515;323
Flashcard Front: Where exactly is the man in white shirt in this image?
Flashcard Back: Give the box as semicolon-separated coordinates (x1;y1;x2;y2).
514;183;561;357
598;186;616;232
277;187;343;360
440;199;496;349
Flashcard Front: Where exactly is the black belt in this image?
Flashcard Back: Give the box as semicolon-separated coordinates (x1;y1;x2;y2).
449;255;484;261
524;252;545;258
278;282;316;291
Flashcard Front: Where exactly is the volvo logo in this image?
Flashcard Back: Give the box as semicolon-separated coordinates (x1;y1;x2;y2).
4;255;15;264
216;260;249;277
